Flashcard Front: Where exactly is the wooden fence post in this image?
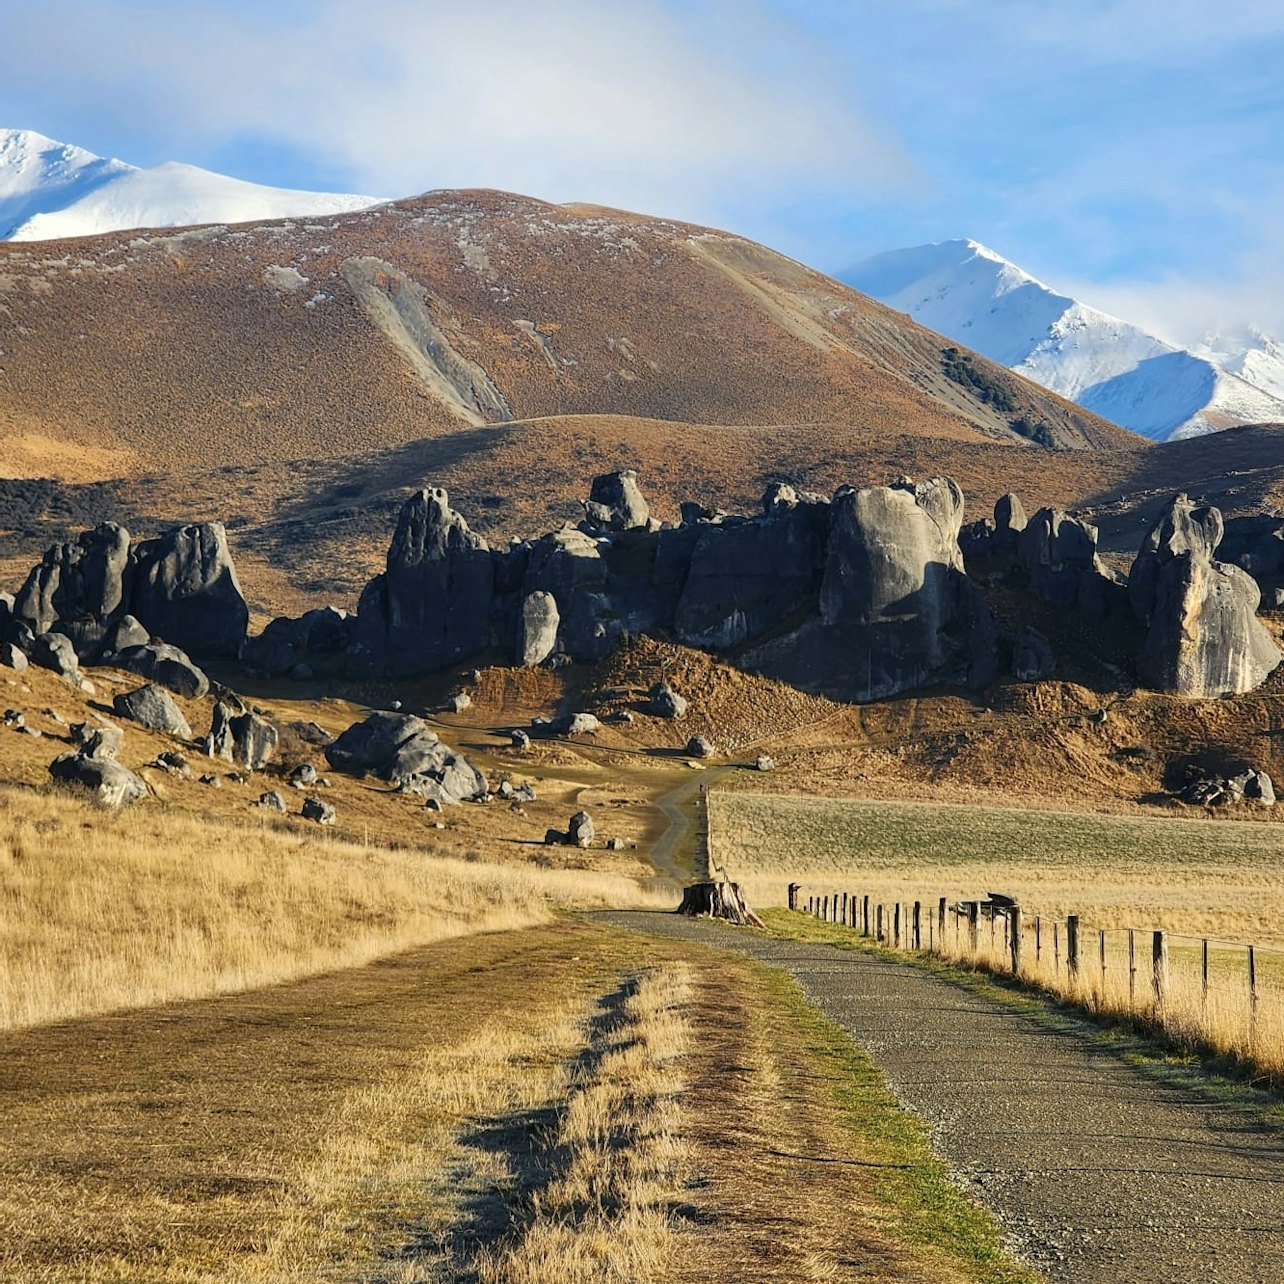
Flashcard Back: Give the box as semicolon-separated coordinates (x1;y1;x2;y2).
841;891;848;926
822;895;829;922
788;883;800;912
1035;916;1042;964
1202;939;1209;1009
913;901;922;951
894;903;901;948
967;902;979;952
1054;921;1060;974
1066;915;1080;977
862;895;870;937
876;904;884;943
1250;945;1258;1029
1099;930;1107;992
938;897;947;947
1129;929;1136;1005
1010;906;1022;974
1152;930;1168;1008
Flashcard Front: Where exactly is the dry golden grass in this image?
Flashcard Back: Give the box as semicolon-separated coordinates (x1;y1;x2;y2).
472;963;693;1284
0;784;669;1030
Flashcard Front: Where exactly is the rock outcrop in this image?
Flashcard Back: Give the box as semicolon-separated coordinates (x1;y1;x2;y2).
583;469;649;532
517;591;560;667
353;489;493;677
112;642;209;698
1129;495;1280;697
11;521;248;661
324;711;486;803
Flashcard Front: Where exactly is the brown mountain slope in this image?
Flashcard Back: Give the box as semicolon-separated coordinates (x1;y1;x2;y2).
0;189;1130;480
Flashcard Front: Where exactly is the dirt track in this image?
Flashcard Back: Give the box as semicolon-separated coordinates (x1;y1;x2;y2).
598;912;1284;1284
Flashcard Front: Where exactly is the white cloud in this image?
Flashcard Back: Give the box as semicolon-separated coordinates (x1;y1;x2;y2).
0;0;913;219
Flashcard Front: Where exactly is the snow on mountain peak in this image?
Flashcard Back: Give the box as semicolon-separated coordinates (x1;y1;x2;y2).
844;239;1284;441
0;127;383;242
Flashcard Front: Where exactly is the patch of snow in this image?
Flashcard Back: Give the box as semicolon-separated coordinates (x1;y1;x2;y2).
0;127;384;242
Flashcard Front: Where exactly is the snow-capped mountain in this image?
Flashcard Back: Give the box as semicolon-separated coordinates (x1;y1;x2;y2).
844;240;1284;441
0;129;381;242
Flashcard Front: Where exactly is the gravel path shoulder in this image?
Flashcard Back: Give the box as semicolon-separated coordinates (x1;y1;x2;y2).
595;911;1284;1284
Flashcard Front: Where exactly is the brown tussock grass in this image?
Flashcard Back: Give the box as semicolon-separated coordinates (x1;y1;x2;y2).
0;784;669;1030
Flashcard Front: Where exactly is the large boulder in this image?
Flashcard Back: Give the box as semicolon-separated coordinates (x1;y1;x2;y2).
229;710;278;770
13;523;131;651
0;642;28;672
113;683;192;739
98;614;150;658
29;632;80;681
1129;495;1280;697
111;642;209;698
522;527;615;661
49;752;146;808
583;469;650;532
244;606;354;678
353;489;493;676
129;523;248;659
517;591;560;666
567;810;595;847
325;710;486;803
1018;508;1106;609
71;720;125;759
647;681;688;719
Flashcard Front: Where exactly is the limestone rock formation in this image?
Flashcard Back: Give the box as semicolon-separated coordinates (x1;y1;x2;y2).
647;681;687;719
568;810;595;847
1018;509;1105;609
129;523;248;659
1129;494;1280;697
686;735;714;758
113;683;192;739
353;489;493;677
302;796;337;825
583;469;650;532
517;591;560;666
30;632;80;681
49;751;147;809
244;606;353;678
99;614;150;657
0;641;27;671
1012;628;1055;682
70;720;124;760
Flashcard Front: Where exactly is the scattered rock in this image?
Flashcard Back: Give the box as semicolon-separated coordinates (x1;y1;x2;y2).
606;837;625;850
552;712;600;736
543;827;566;846
1012;627;1056;682
153;750;192;778
113;684;192;739
686;735;714;758
755;755;775;772
3;708;25;729
325;710;487;803
286;720;334;747
99;613;150;657
111;642;209;698
582;469;650;532
198;773;222;788
289;762;319;789
647;681;688;719
443;692;472;713
568;810;595;848
71;720;124;759
254;790;287;812
302;796;337;825
510;728;531;750
48;751;147;808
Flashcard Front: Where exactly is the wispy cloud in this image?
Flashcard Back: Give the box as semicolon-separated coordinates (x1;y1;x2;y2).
0;0;913;222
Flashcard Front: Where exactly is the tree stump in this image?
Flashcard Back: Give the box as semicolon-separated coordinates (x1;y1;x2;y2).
676;880;765;928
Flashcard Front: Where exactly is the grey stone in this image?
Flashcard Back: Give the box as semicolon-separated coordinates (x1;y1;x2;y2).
510;728;531;750
517;590;560;666
154;750;191;778
544;827;567;846
1;642;28;671
444;692;472;713
583;469;650;532
198;773;222;787
686;735;714;758
14;523;131;646
1012;628;1056;682
255;790;288;812
30;632;80;680
755;755;775;771
1018;508;1105;608
229;711;278;770
48;751;146;808
325;710;485;803
289;762;319;788
1130;495;1280;697
71;721;124;760
647;681;687;719
568;810;595;847
99;613;150;657
353;488;493;677
113;684;192;739
129;522;248;659
556;712;600;736
301;795;336;825
111;642;209;698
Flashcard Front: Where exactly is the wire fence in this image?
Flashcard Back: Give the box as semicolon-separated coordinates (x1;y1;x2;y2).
790;883;1284;1079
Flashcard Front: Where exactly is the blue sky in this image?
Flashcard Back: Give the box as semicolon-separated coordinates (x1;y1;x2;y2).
2;0;1282;341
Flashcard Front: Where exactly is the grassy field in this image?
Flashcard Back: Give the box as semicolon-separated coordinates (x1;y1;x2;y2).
712;790;1284;944
0;784;669;1030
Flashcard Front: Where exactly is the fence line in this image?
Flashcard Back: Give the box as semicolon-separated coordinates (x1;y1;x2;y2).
788;881;1284;1078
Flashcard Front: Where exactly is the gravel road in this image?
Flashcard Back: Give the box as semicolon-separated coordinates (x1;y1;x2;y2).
596;911;1284;1284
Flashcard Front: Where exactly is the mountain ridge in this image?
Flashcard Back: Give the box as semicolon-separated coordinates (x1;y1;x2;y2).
844;239;1284;441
